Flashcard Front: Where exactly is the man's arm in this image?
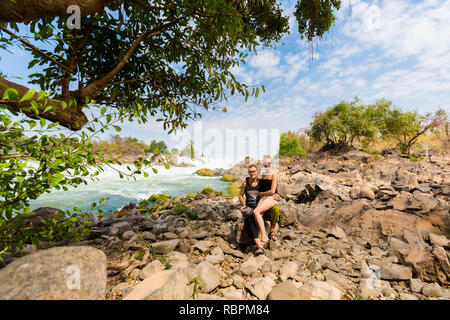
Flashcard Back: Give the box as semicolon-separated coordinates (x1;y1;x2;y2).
239;181;246;208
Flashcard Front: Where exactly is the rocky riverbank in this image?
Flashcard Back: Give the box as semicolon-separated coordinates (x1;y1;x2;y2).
0;150;449;300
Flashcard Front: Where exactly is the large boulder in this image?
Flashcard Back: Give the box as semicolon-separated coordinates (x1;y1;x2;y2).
124;268;196;300
0;246;107;299
297;280;342;300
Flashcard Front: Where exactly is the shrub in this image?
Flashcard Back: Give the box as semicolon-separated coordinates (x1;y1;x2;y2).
279;132;307;157
220;174;238;182
199;187;223;196
195;168;215;176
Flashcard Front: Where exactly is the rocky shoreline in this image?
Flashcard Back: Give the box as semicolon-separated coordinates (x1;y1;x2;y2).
0;150;449;300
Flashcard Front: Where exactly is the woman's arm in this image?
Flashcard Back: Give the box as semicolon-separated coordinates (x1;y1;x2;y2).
259;174;278;197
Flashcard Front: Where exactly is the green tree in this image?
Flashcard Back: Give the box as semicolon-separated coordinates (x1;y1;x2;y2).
0;0;342;259
380;108;448;155
279;132;306;157
308;98;379;151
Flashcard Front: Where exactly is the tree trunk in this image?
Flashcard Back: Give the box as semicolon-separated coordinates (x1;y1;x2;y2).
0;0;113;23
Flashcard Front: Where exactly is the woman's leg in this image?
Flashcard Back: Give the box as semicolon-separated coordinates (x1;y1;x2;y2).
253;197;276;246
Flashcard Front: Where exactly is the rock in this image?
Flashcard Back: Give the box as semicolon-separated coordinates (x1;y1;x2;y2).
220;288;244;300
360;186;376;200
192;240;213;254
278;201;297;227
112;282;132;297
167;251;190;269
124;268;196;300
409;278;424;293
206;255;225;265
229;209;242;221
429;233;449;248
323;269;351;291
110;221;131;236
399;293;418;300
141;231;156;241
245;277;276;300
270;249;291;260
308;261;322;273
298;280;342;300
267;280;301;300
0;246;107;299
122;230;136;241
280;229;297;240
232;274;246;289
279;261;299;281
380;263;412;280
370;247;384;257
194;231;209;239
140;260;164;280
422;282;443;297
326;226;346;239
196;261;225;293
220;278;233;288
151;239;179;254
240;255;271;276
358;278;380;299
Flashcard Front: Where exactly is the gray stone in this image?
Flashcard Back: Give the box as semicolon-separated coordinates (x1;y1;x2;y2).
110;221;131;236
380;263;412;280
245;277;276;300
298;280;342;300
0;246;107;299
193;240;213;254
279;261;299;281
232;274;246;289
268;280;301;300
122;230;136;241
399;293;418;300
409;278;424;293
151;239;179;254
220;288;244;300
422;283;443;297
360;186;376;200
141;231;156;241
124;268;196;300
429;233;449;248
140;260;164;280
358;279;380;299
327;226;346;239
206;254;225;265
196;261;225;293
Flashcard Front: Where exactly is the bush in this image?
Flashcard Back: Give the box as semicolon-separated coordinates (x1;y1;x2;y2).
226;184;240;197
199;187;223;196
195;168;215;176
279;132;307;157
220;174;238;183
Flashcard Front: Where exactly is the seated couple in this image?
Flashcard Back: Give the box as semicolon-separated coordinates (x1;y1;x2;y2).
239;157;281;255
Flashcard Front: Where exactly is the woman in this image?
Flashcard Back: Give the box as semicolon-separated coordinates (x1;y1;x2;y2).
253;156;280;254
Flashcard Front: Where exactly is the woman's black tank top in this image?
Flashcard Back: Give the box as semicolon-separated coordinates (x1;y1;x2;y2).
259;177;277;194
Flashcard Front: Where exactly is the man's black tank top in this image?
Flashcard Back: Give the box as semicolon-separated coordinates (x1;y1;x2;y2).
245;177;259;206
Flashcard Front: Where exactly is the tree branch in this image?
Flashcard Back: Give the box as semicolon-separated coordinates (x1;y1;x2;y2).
0;26;74;74
0;0;114;23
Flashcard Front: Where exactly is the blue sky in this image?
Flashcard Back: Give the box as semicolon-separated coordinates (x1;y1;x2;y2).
1;0;450;160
